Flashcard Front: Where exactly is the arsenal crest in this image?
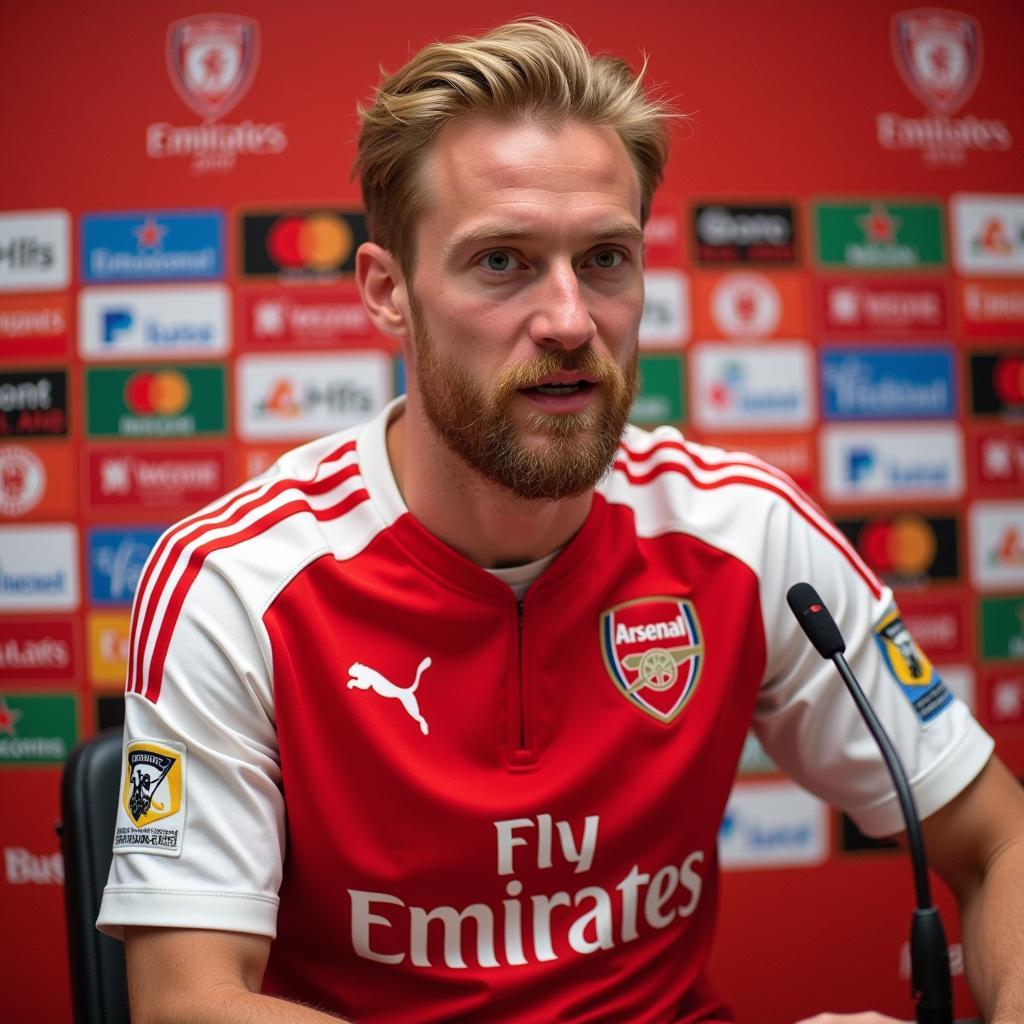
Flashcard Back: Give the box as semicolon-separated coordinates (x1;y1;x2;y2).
166;14;261;121
891;8;983;116
600;597;704;724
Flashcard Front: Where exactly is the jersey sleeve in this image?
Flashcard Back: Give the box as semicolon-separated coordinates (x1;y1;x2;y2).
97;554;284;939
752;491;994;838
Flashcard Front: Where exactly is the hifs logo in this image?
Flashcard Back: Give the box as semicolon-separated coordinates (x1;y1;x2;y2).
79;285;230;359
638;270;689;348
81;210;224;283
0;446;45;517
951;195;1024;277
88;528;162;606
0;210;70;293
970;502;1024;590
147;15;287;175
600;597;703;724
878;10;1011;166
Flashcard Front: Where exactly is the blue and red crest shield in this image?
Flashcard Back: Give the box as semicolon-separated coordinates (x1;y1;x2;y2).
600;596;704;724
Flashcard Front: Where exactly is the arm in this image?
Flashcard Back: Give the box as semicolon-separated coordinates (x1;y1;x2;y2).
124;927;350;1024
913;754;1024;1024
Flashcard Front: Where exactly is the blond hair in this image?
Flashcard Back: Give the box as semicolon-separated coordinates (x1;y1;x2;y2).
354;17;672;272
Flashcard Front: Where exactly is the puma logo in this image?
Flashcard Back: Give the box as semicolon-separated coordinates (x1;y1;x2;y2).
346;656;432;735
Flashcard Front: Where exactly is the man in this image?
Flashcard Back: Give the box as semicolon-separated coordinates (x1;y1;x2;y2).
98;18;1024;1024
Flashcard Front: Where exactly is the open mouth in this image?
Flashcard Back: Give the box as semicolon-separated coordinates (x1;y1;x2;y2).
522;380;595;397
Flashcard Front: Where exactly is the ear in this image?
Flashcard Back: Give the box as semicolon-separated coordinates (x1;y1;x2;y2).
356;242;411;342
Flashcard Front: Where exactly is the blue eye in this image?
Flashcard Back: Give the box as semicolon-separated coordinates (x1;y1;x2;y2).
592;249;624;269
480;251;520;272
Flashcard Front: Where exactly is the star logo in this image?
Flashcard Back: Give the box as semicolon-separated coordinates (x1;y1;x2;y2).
859;203;901;244
0;697;22;737
133;216;168;251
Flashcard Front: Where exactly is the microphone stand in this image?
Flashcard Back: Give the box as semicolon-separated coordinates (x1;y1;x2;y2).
786;583;953;1024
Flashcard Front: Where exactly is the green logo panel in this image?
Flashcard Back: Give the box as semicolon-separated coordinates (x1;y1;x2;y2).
86;365;226;438
815;201;945;269
0;693;78;766
979;596;1024;661
632;354;684;426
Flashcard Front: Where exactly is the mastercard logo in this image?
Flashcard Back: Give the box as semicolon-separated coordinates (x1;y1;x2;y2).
858;514;937;576
266;213;354;270
123;370;191;416
994;356;1024;404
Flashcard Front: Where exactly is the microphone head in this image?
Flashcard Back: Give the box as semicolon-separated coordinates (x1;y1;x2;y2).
787;582;846;658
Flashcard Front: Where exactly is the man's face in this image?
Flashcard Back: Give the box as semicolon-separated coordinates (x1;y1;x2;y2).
404;115;645;500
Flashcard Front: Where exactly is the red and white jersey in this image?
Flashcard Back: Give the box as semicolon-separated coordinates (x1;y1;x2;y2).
98;399;992;1024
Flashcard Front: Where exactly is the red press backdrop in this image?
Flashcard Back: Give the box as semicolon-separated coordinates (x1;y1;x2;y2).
1;2;1022;1021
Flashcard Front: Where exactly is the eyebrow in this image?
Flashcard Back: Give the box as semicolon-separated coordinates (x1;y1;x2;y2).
445;221;645;258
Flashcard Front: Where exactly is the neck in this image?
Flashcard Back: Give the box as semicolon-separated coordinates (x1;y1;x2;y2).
386;403;594;569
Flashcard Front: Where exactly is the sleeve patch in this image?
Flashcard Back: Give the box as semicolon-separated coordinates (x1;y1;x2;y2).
873;608;952;724
113;739;187;857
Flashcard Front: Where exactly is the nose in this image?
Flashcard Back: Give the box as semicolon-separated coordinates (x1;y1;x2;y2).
527;262;596;351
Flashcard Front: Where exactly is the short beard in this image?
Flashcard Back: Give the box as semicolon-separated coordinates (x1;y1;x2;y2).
409;295;637;501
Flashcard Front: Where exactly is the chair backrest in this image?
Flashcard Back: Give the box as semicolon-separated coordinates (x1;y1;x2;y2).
59;728;130;1024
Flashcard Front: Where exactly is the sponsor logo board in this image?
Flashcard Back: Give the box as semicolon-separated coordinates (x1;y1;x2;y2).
970;428;1024;493
0;210;70;292
969;352;1024;418
959;280;1024;337
0;524;79;610
642;208;683;266
951;195;1024;276
81;210;224;282
879;10;1011;167
0;370;67;438
690;343;814;431
87;611;131;687
148;15;287;175
86;446;227;512
632;354;684;425
240;285;374;347
815;277;949;336
4;846;64;884
0;693;77;766
240;210;367;278
897;595;967;660
970;501;1024;590
688;433;815;494
86;365;226;438
820;346;955;420
837;514;960;586
0;443;74;518
821;423;963;502
718;781;828;869
691;204;797;265
814;201;945;269
982;668;1024;728
979;596;1024;661
639;270;690;348
693;270;804;340
0;294;68;360
237;353;391;440
79;284;230;359
0;620;75;682
87;527;163;606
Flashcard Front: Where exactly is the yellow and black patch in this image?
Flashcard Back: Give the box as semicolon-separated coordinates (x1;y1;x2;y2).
122;741;183;827
873;608;952;722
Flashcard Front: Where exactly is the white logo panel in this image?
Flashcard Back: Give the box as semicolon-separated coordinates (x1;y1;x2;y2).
237;352;392;440
718;781;828;869
0;210;70;292
79;284;230;358
970;501;1024;590
691;342;814;431
951;194;1024;276
0;524;79;611
639;270;690;348
821;423;964;502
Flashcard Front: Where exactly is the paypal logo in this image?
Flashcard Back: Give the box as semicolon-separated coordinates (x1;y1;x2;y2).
847;448;876;483
102;308;134;344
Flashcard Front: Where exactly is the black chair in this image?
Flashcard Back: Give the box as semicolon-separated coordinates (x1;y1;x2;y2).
58;728;131;1024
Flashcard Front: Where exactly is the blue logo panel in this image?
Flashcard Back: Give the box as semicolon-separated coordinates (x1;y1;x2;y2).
821;346;955;420
87;527;164;605
81;211;224;282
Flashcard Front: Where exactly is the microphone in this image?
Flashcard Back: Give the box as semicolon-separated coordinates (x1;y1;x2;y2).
786;582;953;1024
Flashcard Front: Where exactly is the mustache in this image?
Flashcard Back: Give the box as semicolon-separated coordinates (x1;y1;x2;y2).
496;347;622;395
